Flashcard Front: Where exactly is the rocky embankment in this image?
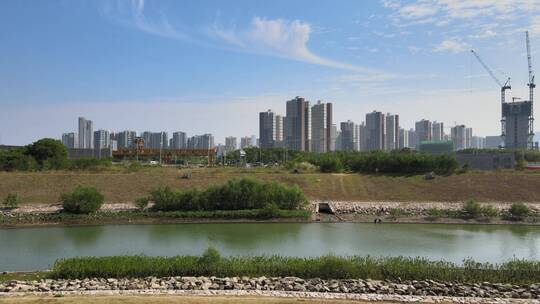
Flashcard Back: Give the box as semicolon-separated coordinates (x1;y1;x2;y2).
1;276;540;299
314;201;540;217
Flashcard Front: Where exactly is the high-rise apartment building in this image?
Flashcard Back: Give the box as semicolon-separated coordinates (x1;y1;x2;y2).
62;132;78;149
340;120;357;151
93;129;110;150
259;110;279;149
187;134;214;149
358;122;367;151
275;115;283;144
224;136;237;152
451;125;467;151
311;101;333;153
365;111;385;151
465;127;473;149
415;119;432;147
408;129;417;149
398;128;409;149
117;130;136;149
432;121;444;141
78;117;93;149
284;96;310;151
240;136;253;149
171;131;187;149
385;113;399;151
149;132;168;149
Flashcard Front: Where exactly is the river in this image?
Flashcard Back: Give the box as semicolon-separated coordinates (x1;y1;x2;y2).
1;222;540;271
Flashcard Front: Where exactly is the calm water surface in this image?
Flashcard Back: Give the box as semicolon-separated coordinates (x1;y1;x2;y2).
1;222;540;271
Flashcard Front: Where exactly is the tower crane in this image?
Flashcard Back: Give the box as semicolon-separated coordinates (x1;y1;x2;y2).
471;50;511;139
526;31;536;149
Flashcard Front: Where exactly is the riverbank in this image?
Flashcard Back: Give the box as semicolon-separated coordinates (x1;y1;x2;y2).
2;168;540;204
2;201;540;228
1;276;539;300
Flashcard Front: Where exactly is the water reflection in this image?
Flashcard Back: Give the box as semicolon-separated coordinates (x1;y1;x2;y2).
1;223;540;271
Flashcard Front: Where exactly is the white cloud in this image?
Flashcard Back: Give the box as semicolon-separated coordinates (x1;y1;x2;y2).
434;39;468;53
210;17;375;73
104;1;375;73
530;16;540;36
398;3;439;19
386;0;540;27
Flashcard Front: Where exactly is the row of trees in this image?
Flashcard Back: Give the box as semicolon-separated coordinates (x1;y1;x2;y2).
0;139;68;171
224;147;459;175
309;151;459;175
0;138;111;171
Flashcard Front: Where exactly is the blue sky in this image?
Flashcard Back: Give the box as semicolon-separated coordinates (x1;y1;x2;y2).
1;0;540;145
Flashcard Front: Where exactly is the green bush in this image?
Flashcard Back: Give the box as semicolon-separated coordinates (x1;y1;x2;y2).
148;178;308;212
315;154;344;173
3;193;19;209
463;200;482;218
134;197;149;210
462;201;499;218
50;252;540;284
259;203;281;218
61;187;104;214
509;203;530;218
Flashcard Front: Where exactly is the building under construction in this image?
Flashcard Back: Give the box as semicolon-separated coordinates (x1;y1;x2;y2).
472;31;536;149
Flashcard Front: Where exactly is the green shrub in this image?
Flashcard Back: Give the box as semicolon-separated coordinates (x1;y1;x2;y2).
426;208;445;217
259;203;281;218
316;154;344;173
198;246;221;266
509;203;530;218
463;200;482;218
50;252;540;284
3;193;19;209
149;178;307;212
134;197;149;210
480;205;499;217
462;201;499;218
61;187;104;214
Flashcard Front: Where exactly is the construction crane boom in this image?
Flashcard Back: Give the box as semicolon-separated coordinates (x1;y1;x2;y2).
471;49;511;138
470;50;510;89
526;31;535;149
527;31;535;85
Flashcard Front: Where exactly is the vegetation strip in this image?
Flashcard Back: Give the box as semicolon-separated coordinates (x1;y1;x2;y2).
0;210;311;226
49;249;540;284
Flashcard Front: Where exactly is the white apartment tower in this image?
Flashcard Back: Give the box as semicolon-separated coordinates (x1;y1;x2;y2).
385;113;399;151
78;117;93;149
311;101;333;153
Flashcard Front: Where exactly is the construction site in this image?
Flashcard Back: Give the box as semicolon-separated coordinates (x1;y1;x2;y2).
471;31;537;150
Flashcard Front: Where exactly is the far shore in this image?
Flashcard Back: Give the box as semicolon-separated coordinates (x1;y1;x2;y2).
1;201;539;228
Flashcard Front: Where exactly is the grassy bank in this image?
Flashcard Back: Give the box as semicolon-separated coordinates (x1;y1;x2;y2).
0;210;311;227
49;252;540;284
2;168;540;204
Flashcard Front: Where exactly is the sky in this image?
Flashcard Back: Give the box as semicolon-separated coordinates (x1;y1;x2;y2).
1;0;540;145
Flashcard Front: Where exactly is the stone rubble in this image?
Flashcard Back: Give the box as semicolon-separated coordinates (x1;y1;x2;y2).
1;277;540;300
313;201;540;217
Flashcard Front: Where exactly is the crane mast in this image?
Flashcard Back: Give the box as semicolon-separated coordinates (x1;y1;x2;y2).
470;50;511;139
526;31;536;149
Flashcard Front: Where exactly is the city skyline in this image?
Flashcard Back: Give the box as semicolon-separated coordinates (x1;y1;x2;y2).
1;1;540;145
